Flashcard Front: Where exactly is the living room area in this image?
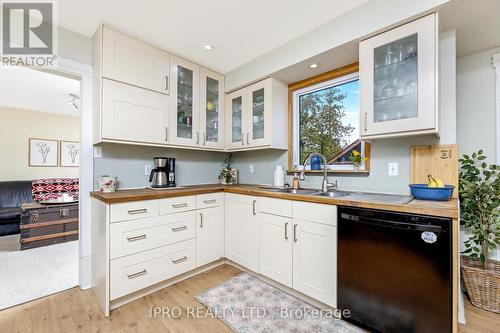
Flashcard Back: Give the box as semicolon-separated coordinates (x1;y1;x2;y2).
0;66;81;309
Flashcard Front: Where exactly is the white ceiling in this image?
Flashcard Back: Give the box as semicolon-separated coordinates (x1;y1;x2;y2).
440;0;500;57
57;0;368;73
0;66;80;117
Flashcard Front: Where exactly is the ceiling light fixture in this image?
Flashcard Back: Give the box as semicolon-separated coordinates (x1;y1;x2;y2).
68;93;80;110
309;63;319;69
203;44;214;51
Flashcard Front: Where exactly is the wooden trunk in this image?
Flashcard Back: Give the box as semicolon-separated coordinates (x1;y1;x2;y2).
20;203;79;250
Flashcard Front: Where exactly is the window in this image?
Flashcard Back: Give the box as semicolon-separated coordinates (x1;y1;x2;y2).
289;63;369;172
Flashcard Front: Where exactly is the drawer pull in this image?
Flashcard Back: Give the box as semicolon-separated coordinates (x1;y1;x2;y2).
172;256;188;264
127;269;147;279
172;203;188;209
127;209;147;215
203;199;216;204
126;234;147;242
171;226;187;232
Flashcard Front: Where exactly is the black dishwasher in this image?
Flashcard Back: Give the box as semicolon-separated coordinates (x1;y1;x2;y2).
337;207;452;333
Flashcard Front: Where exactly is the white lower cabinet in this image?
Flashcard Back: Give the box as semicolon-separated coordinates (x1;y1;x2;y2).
259;213;293;287
225;193;259;272
196;206;223;267
110;238;195;300
292;219;337;307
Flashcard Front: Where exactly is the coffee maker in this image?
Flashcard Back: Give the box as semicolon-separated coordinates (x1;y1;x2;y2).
149;157;176;188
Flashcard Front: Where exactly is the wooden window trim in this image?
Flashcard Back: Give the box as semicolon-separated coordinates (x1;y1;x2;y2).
287;62;369;174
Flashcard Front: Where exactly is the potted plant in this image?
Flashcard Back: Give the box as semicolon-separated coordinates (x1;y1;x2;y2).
459;150;500;313
218;154;238;185
349;150;368;170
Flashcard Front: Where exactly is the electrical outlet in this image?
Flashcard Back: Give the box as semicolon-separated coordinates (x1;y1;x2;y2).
145;165;152;176
388;162;399;176
249;164;254;174
93;147;102;158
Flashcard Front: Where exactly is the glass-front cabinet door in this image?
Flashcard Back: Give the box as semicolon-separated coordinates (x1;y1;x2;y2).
170;56;199;146
225;90;246;149
360;13;437;138
200;68;224;150
247;79;271;147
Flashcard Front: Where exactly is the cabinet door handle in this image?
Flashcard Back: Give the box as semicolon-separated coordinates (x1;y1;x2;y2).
172;256;187;264
172;203;188;209
364;112;368;132
127;208;147;215
127;234;146;242
165;75;169;91
199;212;203;228
246;133;250;145
196;132;199;144
127;269;147;279
203;199;216;204
202;133;206;145
171;226;187;232
284;222;289;240
241;136;245;146
293;224;298;242
165;127;168;141
252;200;257;216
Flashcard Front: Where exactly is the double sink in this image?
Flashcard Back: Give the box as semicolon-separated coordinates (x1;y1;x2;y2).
259;186;413;204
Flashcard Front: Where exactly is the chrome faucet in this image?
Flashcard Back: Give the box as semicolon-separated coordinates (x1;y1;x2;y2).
300;153;337;193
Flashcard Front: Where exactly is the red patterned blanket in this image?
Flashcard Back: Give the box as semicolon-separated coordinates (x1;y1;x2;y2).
32;178;79;202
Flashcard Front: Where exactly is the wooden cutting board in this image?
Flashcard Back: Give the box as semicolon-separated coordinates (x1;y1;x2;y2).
410;144;459;198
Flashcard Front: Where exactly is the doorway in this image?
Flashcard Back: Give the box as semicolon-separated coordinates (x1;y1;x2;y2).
0;65;82;309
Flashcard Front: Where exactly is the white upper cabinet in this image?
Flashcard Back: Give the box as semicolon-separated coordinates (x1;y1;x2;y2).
101;79;169;145
225;78;288;151
101;26;171;95
170;56;200;147
360;13;438;139
200;68;225;150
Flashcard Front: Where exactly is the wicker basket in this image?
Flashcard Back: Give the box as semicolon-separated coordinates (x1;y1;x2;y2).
461;256;500;313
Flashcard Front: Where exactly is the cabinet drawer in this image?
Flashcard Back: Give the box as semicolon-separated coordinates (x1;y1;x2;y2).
110;238;195;300
258;197;292;217
110;212;195;259
293;202;337;226
110;200;159;223
196;193;222;209
159;196;195;215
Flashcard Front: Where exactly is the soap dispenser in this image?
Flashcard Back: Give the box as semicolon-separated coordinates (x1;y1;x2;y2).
293;173;300;190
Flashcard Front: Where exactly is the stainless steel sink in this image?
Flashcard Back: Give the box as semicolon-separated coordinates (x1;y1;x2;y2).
258;187;319;195
345;192;413;204
312;191;351;198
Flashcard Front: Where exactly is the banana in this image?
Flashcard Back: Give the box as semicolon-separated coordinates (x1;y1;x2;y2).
427;175;437;187
427;175;444;188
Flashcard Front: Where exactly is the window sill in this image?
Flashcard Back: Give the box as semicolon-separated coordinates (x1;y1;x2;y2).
287;169;370;176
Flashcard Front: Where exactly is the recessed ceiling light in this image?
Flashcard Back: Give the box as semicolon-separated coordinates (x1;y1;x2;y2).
309;63;319;69
203;44;214;51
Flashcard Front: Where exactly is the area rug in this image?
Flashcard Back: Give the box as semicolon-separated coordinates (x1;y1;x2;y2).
196;272;364;333
0;238;78;310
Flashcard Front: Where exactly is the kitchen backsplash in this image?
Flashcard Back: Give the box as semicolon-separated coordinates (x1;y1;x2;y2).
93;143;227;190
231;136;439;195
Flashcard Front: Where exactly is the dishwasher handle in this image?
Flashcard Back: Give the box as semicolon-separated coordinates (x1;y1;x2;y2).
340;213;442;232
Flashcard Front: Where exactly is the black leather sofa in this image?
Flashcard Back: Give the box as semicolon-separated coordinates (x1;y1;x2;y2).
0;181;34;237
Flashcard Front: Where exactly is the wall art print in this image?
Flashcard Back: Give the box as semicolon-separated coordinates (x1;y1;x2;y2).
29;138;58;167
60;141;80;167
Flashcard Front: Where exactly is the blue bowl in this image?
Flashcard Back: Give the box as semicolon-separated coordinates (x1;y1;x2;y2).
409;184;455;201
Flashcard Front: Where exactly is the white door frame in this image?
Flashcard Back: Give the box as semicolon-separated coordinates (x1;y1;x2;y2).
45;58;93;289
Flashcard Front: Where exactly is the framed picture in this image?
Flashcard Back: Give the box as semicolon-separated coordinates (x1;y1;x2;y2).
29;138;58;167
60;141;80;167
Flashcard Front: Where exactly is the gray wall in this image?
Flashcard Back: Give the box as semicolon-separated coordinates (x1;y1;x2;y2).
232;137;438;195
457;46;500;163
93;143;227;189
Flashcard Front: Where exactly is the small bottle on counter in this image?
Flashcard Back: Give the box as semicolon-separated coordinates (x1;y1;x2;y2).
274;165;285;187
293;173;300;190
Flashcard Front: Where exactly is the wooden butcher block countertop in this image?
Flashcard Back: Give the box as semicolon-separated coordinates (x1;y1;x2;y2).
91;184;459;219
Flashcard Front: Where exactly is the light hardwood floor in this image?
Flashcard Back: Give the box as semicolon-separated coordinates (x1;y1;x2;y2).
0;264;498;333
